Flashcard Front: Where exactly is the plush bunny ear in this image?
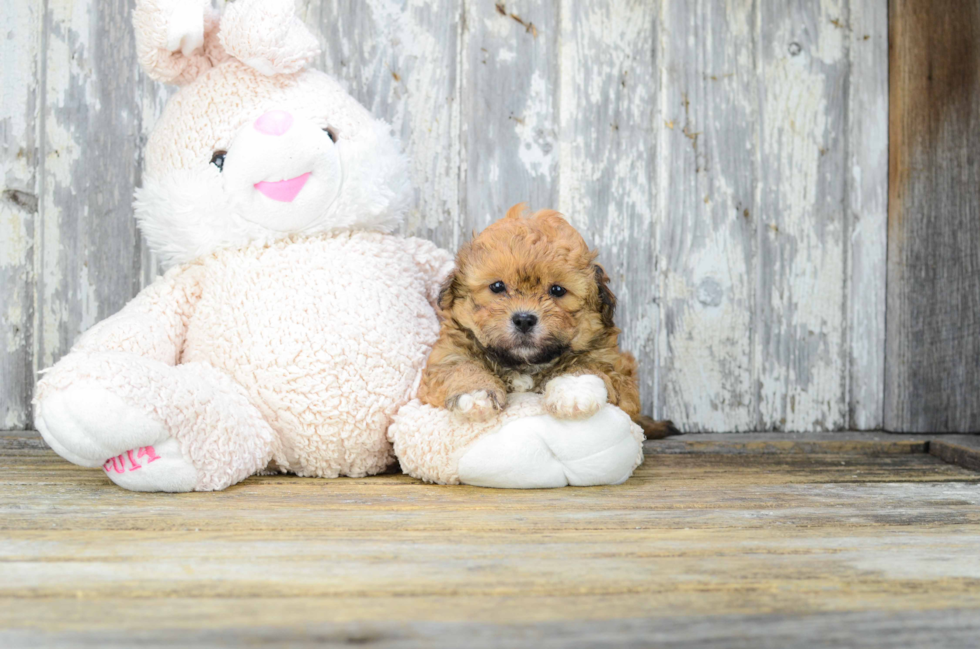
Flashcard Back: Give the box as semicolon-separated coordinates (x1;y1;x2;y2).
133;0;227;85
219;0;320;76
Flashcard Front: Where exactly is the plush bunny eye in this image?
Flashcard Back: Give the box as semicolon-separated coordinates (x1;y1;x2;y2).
323;126;338;143
489;281;506;294
210;151;227;171
549;285;567;298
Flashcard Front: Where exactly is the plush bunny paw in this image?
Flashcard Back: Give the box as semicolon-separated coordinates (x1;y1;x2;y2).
35;383;198;492
447;389;505;422
457;404;642;489
544;374;608;419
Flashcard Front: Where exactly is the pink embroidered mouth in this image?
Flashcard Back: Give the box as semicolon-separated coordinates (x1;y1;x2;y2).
254;172;311;202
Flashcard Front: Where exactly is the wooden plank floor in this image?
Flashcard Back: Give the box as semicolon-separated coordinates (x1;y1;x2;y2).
2;432;980;648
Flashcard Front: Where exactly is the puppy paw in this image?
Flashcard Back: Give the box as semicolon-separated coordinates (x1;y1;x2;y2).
544;375;608;420
447;389;505;422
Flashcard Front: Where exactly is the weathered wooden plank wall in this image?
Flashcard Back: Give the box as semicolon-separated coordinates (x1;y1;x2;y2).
659;0;756;432
886;0;980;432
657;0;888;431
1;0;895;432
848;0;889;431
0;1;41;430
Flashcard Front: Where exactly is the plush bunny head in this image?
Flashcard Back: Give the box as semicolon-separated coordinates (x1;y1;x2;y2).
133;0;412;266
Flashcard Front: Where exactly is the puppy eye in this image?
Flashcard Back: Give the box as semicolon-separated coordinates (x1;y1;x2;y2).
323;126;338;143
210;151;227;171
549;285;567;298
489;281;507;294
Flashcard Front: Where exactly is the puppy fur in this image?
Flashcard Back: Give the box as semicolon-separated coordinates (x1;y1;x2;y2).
419;204;676;438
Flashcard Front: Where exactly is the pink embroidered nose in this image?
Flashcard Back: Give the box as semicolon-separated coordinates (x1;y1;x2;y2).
253;110;293;136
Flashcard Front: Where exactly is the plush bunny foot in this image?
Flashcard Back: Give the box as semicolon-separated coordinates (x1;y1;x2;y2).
457;405;640;488
389;393;644;488
35;352;281;492
37;383;199;492
100;439;198;492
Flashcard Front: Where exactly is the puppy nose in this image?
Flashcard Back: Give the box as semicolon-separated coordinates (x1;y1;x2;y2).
512;312;538;334
253;110;293;136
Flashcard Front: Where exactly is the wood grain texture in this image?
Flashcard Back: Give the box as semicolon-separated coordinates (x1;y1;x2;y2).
558;1;659;415
0;1;41;429
886;0;980;432
929;435;980;473
459;0;559;235
1;434;979;646
846;0;888;430
3;609;979;649
658;0;757;430
652;431;930;455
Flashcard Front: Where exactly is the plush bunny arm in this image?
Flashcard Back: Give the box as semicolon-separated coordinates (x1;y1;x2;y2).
403;237;455;310
68;263;204;365
134;0;227;85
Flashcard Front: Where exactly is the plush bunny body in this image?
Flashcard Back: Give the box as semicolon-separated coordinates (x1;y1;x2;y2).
177;234;447;479
32;0;643;491
35;232;449;491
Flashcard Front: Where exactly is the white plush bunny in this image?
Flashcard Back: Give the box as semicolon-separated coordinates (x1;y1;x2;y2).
33;0;643;491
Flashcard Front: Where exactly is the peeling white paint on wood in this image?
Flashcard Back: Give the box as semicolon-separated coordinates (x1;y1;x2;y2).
756;0;848;431
846;0;888;430
658;0;758;431
36;0;146;382
0;0;41;429
459;0;559;235
1;0;891;433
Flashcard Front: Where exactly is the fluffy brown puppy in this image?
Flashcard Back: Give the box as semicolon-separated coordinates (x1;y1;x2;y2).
419;204;676;439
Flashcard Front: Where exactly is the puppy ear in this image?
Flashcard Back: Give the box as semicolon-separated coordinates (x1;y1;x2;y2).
437;271;462;315
593;264;617;328
439;242;474;314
